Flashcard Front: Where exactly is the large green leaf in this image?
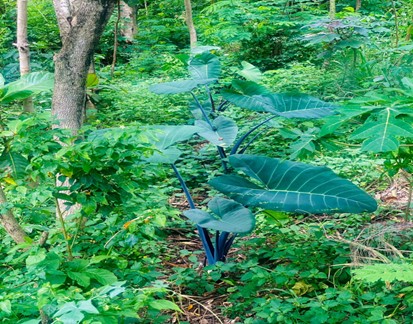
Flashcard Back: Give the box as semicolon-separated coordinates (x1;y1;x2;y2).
67;271;90;287
189;52;221;80
221;80;270;112
149;79;200;94
0;72;54;103
210;155;377;214
145;125;199;149
263;93;338;118
222;80;337;118
237;61;263;82
145;147;182;164
85;268;117;285
184;197;255;233
349;108;413;152
195;116;238;147
143;125;199;163
0;150;29;179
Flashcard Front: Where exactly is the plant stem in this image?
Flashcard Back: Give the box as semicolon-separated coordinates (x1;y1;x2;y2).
401;172;413;221
171;164;215;264
190;92;214;129
55;197;73;260
391;0;399;47
231;115;277;155
205;85;215;112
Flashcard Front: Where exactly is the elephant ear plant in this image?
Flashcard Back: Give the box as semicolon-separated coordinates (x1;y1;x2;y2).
147;50;377;265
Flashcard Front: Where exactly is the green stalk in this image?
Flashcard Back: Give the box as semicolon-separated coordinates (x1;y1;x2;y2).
55;197;73;260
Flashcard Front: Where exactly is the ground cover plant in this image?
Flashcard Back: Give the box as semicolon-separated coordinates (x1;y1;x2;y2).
2;0;413;323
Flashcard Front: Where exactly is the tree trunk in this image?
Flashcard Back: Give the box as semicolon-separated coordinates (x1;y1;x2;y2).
184;0;197;48
355;0;361;11
52;0;114;218
329;0;336;20
120;1;137;43
0;185;27;244
52;0;114;131
16;0;34;113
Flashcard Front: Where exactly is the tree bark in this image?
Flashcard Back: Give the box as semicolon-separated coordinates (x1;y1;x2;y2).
184;0;197;48
0;185;27;244
329;0;336;20
52;0;114;218
16;0;34;113
52;0;114;131
120;1;137;43
355;0;361;11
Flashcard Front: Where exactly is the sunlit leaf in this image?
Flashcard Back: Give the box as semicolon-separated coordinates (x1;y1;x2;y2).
350;108;413;152
353;264;413;283
1;72;54;103
86;73;99;87
237;61;263;82
149;300;183;313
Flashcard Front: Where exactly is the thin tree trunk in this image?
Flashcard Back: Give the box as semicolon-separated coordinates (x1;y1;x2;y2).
355;0;361;11
406;25;413;41
16;0;34;113
329;0;336;20
111;0;121;77
0;185;27;244
144;0;148;16
120;1;137;43
184;0;197;48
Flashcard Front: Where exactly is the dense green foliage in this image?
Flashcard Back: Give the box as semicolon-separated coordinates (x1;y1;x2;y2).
2;0;413;323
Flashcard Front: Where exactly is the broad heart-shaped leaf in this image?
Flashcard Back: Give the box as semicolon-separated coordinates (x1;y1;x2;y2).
189;52;221;80
261;93;338;118
184;197;255;233
221;80;270;112
195;116;238;147
143;125;200;164
350;108;413;153
144;125;200;149
145;147;182;164
149;78;217;94
209;155;377;214
0;72;54;103
222;80;337;118
149;79;200;94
